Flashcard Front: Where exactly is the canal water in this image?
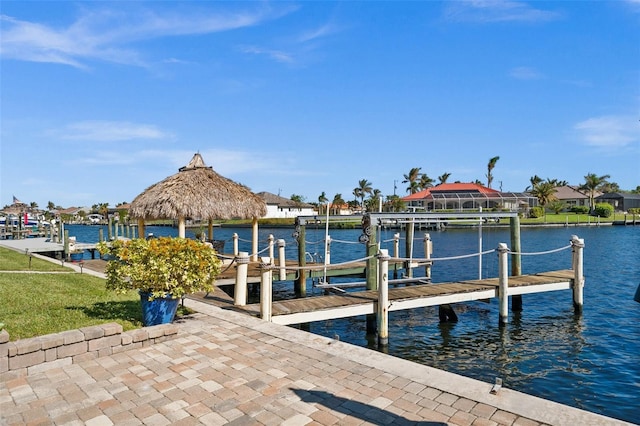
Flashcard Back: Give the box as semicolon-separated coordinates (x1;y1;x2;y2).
66;224;640;423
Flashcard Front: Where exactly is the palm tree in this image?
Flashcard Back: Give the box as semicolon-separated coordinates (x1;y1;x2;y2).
530;181;558;210
403;167;422;194
580;173;610;213
526;175;543;192
98;203;109;221
47;201;55;212
366;188;382;212
318;192;328;215
331;193;345;215
437;173;451;185
355;179;373;209
486;156;500;188
418;174;434;191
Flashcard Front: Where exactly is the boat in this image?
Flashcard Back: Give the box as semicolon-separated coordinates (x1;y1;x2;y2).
635;283;640;303
0;213;49;228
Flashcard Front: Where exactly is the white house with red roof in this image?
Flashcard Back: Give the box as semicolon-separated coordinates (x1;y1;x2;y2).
402;183;535;212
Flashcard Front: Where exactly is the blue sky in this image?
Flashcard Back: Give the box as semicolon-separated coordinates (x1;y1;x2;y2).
1;1;639;209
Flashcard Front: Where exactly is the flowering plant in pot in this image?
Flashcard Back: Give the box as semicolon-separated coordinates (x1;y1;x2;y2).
97;237;222;325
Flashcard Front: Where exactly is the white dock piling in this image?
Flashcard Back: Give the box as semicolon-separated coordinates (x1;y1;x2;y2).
423;233;432;279
235;252;250;306
377;249;390;347
268;234;275;264
497;243;509;324
233;233;239;256
277;239;287;281
260;257;272;321
571;235;585;312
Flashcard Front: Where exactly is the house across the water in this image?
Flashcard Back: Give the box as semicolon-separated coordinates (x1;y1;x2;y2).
257;192;316;219
402;183;536;213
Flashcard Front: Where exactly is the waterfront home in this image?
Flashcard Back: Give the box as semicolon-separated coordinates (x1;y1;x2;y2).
596;192;640;212
553;185;595;209
402;182;535;213
256;192;316;219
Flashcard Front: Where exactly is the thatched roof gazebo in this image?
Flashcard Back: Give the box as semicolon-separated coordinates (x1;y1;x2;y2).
129;153;267;258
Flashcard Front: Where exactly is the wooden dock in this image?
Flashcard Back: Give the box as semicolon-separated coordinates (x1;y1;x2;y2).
193;269;576;325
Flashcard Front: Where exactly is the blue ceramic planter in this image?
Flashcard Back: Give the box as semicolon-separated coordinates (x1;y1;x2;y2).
139;291;179;326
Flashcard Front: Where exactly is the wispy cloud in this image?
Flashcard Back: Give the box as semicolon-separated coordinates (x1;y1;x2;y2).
0;4;292;68
52;120;172;142
574;115;639;149
509;66;544;80
297;22;340;43
239;19;341;65
444;0;561;23
239;45;295;63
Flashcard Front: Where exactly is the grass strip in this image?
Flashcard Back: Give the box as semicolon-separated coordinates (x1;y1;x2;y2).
0;247;70;271
0;271;142;340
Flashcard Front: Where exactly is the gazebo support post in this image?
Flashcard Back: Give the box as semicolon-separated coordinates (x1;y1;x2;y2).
178;215;186;238
208;220;214;242
138;219;145;240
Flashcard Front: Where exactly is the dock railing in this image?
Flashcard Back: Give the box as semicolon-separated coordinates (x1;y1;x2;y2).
252;235;584;347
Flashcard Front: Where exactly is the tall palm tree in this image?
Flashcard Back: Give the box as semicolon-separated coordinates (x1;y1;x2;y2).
526;175;543;192
366;188;382;212
486;156;500;188
418;174;434;191
402;167;422;194
332;193;345;215
47;201;55;211
355;179;373;209
580;173;610;212
318;191;328;215
438;173;451;185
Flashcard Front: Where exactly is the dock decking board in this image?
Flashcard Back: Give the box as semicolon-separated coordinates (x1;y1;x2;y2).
190;269;576;325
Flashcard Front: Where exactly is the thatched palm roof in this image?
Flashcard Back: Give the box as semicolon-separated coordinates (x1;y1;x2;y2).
129;153;266;221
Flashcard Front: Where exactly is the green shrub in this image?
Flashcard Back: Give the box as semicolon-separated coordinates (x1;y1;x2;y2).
570;205;589;214
628;208;640;215
98;237;222;300
529;206;545;218
593;203;614;218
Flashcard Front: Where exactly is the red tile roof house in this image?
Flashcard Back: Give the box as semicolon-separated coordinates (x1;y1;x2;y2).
401;183;536;213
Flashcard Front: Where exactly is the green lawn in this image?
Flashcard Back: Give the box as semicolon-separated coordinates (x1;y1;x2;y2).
0;246;142;341
0;247;70;271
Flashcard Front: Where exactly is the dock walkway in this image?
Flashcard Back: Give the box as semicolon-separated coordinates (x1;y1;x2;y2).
194;269;575;325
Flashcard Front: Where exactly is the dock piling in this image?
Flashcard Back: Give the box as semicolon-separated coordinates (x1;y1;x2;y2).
377;249;390;347
235;252;250;306
260;257;272;321
277;239;287;281
571;235;585;313
423;233;432;280
498;242;510;324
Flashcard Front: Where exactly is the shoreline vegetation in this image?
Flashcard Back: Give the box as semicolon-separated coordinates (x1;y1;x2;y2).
162;212;637;229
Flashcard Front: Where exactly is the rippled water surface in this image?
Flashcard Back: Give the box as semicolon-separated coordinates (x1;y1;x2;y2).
68;224;640;423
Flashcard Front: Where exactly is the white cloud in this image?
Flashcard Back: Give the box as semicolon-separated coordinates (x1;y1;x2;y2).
239;45;295;63
298;22;340;43
53;120;171;142
0;4;293;68
444;0;561;23
574;115;639;149
509;66;544;80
